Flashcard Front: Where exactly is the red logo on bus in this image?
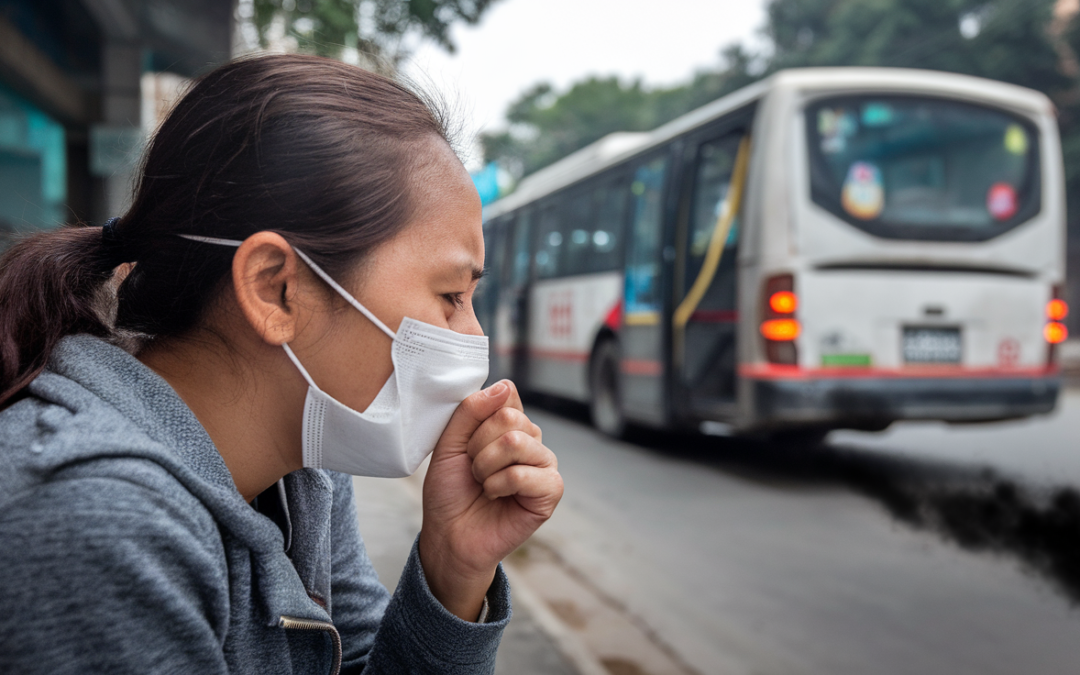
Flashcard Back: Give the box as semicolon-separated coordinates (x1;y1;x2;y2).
987;183;1018;221
998;338;1020;367
548;291;573;339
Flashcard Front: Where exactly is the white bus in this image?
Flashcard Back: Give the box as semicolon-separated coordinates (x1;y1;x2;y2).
476;68;1066;440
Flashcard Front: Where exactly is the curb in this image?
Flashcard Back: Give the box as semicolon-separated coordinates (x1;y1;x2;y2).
400;470;607;675
502;562;610;675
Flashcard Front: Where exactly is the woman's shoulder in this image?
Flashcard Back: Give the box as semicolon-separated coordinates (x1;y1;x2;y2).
0;392;221;547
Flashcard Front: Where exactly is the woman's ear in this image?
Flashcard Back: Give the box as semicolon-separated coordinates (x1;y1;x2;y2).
231;232;303;346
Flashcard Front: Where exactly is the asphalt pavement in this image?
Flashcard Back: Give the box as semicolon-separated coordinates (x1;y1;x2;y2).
518;391;1080;675
352;390;1080;675
350;473;580;675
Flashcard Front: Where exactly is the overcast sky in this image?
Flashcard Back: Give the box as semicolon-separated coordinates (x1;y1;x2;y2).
401;0;770;167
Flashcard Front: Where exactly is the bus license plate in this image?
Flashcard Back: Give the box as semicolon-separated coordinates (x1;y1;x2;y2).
902;327;961;364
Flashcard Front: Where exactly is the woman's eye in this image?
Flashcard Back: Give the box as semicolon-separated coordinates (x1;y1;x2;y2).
442;293;466;309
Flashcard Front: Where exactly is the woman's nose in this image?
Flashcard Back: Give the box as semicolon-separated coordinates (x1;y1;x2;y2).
452;308;485;336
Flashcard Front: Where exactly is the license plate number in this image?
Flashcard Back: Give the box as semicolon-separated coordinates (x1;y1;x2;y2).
902;327;961;364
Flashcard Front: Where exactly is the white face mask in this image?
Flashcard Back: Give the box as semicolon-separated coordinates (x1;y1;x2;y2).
178;235;489;477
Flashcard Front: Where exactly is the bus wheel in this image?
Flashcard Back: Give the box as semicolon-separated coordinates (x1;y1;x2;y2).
765;426;831;448
590;339;626;438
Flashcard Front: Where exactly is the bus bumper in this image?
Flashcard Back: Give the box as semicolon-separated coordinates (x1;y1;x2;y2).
748;374;1061;427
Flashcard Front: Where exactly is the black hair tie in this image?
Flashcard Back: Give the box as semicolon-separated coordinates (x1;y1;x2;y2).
100;217;131;265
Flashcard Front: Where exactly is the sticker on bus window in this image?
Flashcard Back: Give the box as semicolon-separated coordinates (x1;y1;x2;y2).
818;108;857;154
841;161;884;220
1004;124;1028;155
986;182;1018;221
861;102;893;127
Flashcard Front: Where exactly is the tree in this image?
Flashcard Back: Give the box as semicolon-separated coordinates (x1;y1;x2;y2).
250;0;500;69
766;0;1068;94
486;0;1080;217
482;44;758;180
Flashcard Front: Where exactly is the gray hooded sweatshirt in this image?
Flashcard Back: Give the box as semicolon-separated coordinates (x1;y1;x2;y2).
0;335;510;674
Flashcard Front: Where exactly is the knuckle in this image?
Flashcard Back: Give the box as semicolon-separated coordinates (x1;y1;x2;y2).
461;392;485;416
501;429;530;452
506;464;530;483
494;406;520;426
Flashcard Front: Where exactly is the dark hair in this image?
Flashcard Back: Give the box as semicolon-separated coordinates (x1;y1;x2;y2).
0;54;450;406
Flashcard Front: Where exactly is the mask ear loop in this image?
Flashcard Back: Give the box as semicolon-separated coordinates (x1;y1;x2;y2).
177;234;398;340
282;343;320;391
178;234;400;390
288;247;397;340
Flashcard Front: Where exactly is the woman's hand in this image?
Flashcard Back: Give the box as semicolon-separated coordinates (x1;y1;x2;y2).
418;380;563;621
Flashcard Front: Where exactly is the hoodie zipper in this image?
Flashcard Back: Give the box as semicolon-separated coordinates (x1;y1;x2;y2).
279;615;342;675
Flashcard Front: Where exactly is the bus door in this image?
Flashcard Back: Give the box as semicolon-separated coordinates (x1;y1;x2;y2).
620;155;670;424
673;133;751;419
494;208;534;388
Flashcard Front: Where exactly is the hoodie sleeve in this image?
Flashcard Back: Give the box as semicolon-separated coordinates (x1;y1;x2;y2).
327;472;511;675
0;475;232;675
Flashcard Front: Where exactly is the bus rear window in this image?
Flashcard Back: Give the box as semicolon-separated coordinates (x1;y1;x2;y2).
806;96;1040;241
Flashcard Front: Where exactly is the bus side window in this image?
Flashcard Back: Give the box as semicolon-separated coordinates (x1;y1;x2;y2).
563;190;594;277
477;218;502;325
535;203;563;279
482;218;502;289
507;209;533;288
489;214;512;290
589;180;629;274
625;157;668;313
686;135;742;293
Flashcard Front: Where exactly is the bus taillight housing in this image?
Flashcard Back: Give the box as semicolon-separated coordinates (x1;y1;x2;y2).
1046;286;1068;366
761;274;799;365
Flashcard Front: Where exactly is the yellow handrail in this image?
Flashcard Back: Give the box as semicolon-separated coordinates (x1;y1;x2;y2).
672;135;752;331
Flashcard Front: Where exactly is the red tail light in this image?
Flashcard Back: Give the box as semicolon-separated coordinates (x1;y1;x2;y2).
761;319;801;341
1047;286;1067;367
769;291;798;314
762;274;798;364
1045;322;1068;344
1047;299;1069;321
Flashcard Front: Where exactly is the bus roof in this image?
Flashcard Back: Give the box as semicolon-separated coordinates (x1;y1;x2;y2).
482;67;1054;222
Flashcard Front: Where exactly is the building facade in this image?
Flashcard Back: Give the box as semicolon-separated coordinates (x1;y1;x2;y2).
0;0;234;242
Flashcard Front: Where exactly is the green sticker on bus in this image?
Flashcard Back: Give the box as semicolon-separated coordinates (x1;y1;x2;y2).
821;353;872;367
1004;124;1028;155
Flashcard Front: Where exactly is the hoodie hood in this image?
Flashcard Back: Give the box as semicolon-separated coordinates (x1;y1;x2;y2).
0;334;332;625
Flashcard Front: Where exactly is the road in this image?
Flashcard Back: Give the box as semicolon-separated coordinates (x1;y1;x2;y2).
519;389;1080;675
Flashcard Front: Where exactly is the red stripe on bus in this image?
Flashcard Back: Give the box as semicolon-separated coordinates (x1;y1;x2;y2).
739;363;1059;380
530;348;590;363
689;309;738;323
621;359;662;376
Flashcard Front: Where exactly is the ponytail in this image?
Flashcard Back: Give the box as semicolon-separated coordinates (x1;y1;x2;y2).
0;224;122;406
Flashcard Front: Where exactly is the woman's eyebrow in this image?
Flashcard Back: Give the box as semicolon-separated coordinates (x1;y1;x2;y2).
436;261;485;284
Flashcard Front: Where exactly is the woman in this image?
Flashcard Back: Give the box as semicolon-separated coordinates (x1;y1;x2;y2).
0;54;562;674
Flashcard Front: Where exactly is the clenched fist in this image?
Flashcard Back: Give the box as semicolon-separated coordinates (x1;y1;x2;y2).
418;379;563;620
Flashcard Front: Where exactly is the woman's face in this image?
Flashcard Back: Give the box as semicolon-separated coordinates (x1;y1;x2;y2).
296;138;486;412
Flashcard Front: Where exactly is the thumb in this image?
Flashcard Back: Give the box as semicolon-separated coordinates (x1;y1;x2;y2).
436;380;512;453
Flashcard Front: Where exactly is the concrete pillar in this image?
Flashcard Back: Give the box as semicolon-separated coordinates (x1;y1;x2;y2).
91;40;143;222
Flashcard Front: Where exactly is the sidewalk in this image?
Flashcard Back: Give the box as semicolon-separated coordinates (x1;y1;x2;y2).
350;474;583;675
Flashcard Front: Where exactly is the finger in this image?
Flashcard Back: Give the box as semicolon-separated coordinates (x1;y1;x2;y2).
482;464;565;512
471;431;555;485
436;381;512;453
466;407;542;459
501;379;525;413
500;381;537;443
